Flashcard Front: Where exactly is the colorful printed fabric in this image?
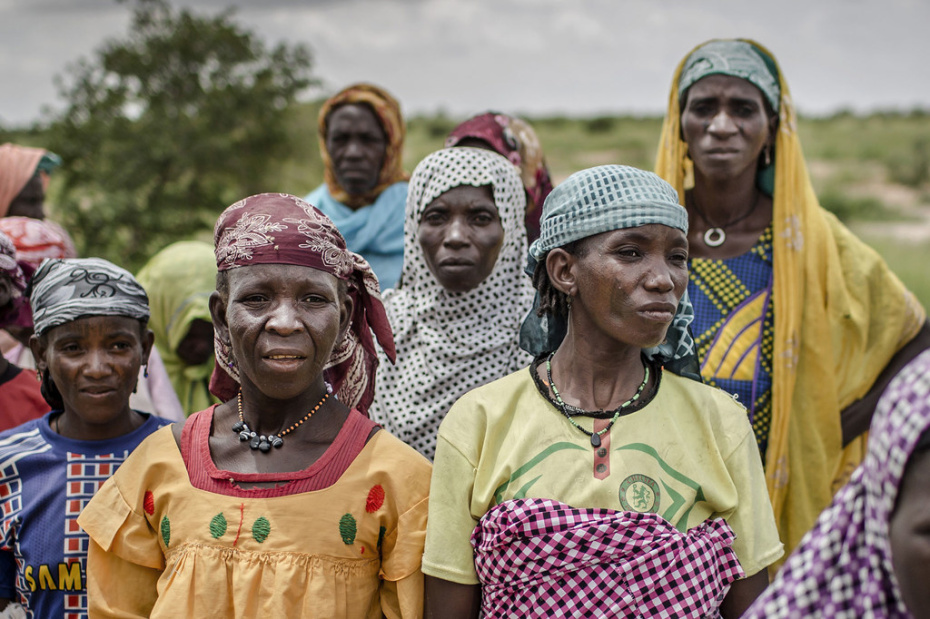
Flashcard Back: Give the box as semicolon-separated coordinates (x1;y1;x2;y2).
0;412;169;618
136;241;217;417
655;39;926;555
0;217;77;268
0;143;60;217
211;193;395;414
744;348;930;617
317;83;408;210
471;498;744;618
29;257;150;336
445;112;554;241
678;40;781;112
689;226;774;460
519;164;697;373
369;148;533;459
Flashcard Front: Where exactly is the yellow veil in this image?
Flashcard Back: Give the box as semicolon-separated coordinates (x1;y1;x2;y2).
655;39;926;555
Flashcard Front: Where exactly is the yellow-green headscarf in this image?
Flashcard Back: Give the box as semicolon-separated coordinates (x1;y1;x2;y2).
656;38;926;557
137;241;218;416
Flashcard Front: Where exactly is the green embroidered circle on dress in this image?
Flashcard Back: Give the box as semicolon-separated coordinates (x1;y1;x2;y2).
339;513;357;545
160;515;171;547
210;513;228;539
252;516;271;543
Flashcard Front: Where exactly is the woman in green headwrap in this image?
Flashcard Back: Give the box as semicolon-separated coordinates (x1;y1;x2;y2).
136;241;218;416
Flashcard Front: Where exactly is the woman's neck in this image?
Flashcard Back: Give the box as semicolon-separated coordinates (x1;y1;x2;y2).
547;331;647;412
690;171;759;224
54;408;143;441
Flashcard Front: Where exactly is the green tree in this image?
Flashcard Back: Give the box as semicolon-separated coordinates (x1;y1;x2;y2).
48;0;316;271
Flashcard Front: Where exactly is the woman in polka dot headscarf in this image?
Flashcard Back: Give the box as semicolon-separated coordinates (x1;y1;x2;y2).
369;147;534;461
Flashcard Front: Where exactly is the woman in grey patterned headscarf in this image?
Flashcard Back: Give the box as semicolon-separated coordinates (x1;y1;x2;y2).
0;257;170;618
423;165;782;618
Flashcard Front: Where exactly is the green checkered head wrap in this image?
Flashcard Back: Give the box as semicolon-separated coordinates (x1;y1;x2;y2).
678;39;780;112
521;165;699;378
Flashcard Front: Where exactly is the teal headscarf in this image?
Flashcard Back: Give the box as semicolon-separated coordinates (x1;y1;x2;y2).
520;165;699;379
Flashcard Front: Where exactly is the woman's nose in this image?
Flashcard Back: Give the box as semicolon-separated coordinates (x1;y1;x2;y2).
707;110;738;136
442;218;470;248
266;300;304;334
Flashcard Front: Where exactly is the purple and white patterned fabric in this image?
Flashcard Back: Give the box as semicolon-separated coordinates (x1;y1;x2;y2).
744;348;930;618
471;498;744;618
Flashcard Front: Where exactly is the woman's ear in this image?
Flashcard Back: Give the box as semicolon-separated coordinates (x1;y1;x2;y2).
546;248;577;298
29;334;47;373
209;290;230;346
140;328;155;365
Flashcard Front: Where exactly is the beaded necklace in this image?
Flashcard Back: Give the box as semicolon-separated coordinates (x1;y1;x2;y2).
232;390;330;453
545;351;649;447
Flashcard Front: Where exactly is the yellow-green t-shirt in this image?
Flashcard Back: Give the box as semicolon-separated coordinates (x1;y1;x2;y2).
422;366;783;584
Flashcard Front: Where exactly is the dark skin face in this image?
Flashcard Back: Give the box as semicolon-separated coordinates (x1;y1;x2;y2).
552;225;689;352
7;173;45;219
680;74;776;186
175;318;214;366
890;447;930;616
207;264;354;477
325;103;387;200
30;316;153;441
418;184;504;294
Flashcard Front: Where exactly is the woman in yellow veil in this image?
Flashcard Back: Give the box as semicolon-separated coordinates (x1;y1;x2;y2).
655;39;930;557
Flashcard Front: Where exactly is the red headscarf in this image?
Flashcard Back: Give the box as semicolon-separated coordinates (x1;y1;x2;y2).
210;193;396;414
317;83;408;209
445;112;554;241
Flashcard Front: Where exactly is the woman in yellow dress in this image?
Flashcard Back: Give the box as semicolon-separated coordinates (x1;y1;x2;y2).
80;194;431;618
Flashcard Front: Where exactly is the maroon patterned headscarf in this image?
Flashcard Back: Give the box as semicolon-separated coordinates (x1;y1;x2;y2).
445;112;554;242
210;193;396;414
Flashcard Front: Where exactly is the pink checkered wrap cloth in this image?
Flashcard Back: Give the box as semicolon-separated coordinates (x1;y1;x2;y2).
471;498;745;618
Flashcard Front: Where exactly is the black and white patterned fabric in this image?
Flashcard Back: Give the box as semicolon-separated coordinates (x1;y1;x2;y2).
369;148;534;459
30;257;150;336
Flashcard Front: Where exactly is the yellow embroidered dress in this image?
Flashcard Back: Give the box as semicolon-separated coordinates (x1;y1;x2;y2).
655;39;926;554
78;408;431;618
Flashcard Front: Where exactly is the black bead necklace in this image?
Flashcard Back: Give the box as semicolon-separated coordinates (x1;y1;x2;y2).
232;390;330;453
545;352;649;447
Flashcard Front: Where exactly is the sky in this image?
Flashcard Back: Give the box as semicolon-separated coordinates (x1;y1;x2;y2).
3;0;930;126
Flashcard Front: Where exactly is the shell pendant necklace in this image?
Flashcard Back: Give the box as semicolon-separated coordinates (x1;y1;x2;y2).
232;390;330;453
690;190;761;247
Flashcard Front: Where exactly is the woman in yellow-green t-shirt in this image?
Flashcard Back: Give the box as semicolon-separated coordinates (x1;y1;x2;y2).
423;165;783;619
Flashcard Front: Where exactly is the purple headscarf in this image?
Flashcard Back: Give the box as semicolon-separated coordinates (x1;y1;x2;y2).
744;348;930;617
